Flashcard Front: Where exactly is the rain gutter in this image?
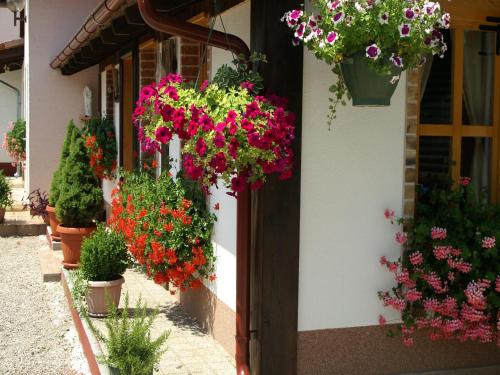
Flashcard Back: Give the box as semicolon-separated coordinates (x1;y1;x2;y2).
137;1;251;374
50;0;127;70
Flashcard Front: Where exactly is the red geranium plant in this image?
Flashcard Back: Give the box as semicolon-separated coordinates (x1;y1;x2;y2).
109;171;216;293
132;57;295;197
379;178;500;347
82;118;117;180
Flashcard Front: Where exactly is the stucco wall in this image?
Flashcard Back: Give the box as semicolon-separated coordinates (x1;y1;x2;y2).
0;8;20;41
25;0;100;194
206;0;251;312
0;69;23;164
298;51;406;331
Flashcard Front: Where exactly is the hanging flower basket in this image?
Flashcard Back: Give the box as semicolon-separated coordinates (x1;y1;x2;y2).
283;0;450;124
133;73;295;197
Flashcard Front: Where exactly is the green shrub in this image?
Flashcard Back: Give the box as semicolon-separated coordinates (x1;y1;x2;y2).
80;224;130;281
55;131;103;227
49;121;79;206
0;171;12;208
90;293;169;375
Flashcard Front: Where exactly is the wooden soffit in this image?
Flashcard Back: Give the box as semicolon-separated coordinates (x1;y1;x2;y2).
0;38;23;74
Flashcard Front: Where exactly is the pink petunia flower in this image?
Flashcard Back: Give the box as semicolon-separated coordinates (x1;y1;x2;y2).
482;236;496;249
366;44;381;60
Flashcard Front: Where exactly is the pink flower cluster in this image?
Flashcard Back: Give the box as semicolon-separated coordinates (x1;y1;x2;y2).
132;74;295;197
380;211;500;347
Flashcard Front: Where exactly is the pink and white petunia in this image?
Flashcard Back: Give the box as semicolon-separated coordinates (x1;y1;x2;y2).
326;31;338;44
379;12;389;24
332;12;345;24
366;43;381;60
390;53;404;68
399;24;411;38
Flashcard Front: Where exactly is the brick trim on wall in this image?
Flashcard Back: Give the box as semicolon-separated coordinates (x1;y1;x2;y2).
139;42;157;89
403;69;421;218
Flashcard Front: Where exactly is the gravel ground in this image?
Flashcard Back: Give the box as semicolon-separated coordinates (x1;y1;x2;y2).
0;235;90;375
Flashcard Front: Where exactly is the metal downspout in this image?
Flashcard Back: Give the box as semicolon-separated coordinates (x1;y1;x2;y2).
0;79;21;120
137;1;252;374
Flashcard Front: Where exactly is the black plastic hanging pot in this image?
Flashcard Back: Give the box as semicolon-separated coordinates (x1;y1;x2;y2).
340;52;402;106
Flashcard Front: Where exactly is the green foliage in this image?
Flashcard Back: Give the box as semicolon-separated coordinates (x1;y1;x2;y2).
90;293;169;375
212;52;267;93
55;130;103;227
49;121;79;206
80;224;130;281
0;171;12;208
4;119;26;162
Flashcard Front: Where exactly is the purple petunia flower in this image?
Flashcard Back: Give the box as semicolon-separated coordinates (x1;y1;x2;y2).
399;24;411;37
332;12;345;24
404;8;415;20
326;31;338;44
366;44;381;60
390;53;403;68
379;12;389;24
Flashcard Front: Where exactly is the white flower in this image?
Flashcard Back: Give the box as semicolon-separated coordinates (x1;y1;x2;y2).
379;12;389;24
390;75;400;85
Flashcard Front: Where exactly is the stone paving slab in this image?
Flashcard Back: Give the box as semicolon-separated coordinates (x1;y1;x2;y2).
90;268;236;375
39;248;62;282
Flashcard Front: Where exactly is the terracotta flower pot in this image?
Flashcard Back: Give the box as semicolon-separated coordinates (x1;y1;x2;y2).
86;276;125;317
57;224;96;269
46;205;61;240
0;207;5;223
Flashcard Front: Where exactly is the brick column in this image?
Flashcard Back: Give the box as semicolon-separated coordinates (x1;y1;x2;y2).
139;42;157;89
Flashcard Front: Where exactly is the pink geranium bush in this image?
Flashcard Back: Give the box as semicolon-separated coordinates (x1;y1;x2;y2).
379;180;500;347
132;71;295;197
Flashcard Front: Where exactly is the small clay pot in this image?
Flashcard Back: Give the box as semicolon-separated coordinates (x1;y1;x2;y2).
46;205;61;240
0;207;5;223
86;277;125;317
57;224;96;269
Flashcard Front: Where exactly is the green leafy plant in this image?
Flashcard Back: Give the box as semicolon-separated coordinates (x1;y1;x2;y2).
212;52;267;93
49;121;79;206
80;224;130;281
0;171;12;208
89;293;169;375
379;178;500;347
3;119;26;162
82;117;117;180
55;130;103;227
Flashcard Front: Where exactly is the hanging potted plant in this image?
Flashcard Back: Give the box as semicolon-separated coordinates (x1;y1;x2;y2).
0;171;12;223
3;119;26;176
133;54;295;197
56;133;103;269
82;117;117;180
79;224;129;317
48;121;79;240
282;0;450;120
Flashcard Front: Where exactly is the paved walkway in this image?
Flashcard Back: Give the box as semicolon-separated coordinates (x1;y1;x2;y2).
0;235;89;375
89;268;235;375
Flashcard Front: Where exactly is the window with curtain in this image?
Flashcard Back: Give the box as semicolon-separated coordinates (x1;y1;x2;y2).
418;24;499;202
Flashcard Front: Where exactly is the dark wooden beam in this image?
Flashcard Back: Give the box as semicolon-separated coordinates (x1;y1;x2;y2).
250;0;303;374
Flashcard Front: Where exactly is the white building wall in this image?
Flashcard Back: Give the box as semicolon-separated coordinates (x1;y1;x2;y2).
0;8;20;41
25;0;100;194
298;51;406;331
206;0;250;312
0;69;23;164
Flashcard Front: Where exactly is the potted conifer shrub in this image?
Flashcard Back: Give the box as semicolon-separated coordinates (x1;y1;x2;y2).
0;171;12;223
80;224;129;317
87;293;169;375
47;121;79;240
56;133;103;269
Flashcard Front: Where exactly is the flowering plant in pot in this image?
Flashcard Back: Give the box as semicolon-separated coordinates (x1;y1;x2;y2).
133;55;295;197
109;171;216;293
3;119;26;163
80;224;130;317
82;117;117;180
56;131;103;269
87;293;169;375
23;188;49;224
0;171;12;223
283;0;450;123
48;121;79;240
379;178;500;347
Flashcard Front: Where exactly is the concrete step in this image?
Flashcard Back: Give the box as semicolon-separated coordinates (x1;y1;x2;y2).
39;248;62;282
0;211;47;237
